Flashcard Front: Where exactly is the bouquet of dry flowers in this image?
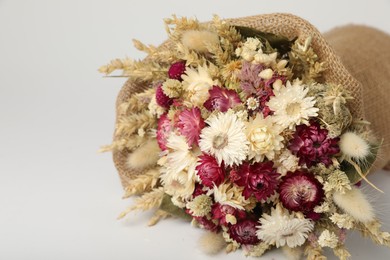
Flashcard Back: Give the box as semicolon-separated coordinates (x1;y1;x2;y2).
100;14;390;259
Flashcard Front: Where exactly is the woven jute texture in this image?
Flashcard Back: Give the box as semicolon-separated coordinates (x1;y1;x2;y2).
113;14;390;188
324;25;390;172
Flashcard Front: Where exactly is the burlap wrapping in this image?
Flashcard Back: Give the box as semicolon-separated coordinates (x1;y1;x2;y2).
113;14;390;188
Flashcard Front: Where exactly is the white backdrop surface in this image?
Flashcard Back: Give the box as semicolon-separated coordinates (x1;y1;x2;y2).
1;0;390;259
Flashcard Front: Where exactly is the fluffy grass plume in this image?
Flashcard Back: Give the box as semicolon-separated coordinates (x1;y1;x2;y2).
333;187;375;223
198;232;226;255
181;30;219;53
126;139;160;170
282;246;303;260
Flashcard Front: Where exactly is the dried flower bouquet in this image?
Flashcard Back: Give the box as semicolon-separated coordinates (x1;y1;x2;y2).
100;14;390;259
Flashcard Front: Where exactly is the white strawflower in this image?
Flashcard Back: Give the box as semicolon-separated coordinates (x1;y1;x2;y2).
267;81;319;130
318;230;339;248
182;65;216;107
274;150;299;175
199;110;249;166
245;113;284;162
246;97;259;110
257;205;314;248
211;182;250;210
235;37;261;61
160;133;199;199
148;95;165;117
254;51;277;66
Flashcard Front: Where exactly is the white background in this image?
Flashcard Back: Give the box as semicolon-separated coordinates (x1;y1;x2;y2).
1;0;390;259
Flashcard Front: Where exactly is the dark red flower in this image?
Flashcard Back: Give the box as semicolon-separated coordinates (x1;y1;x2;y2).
203;86;241;112
279;170;324;213
189;213;220;232
211;203;246;226
156;114;172;150
305;211;322;221
256;85;274;117
176;107;205;146
196;154;225;188
233;162;280;201
192;183;207;198
228;219;260;245
155;83;173;108
288;122;340;167
168;61;186;81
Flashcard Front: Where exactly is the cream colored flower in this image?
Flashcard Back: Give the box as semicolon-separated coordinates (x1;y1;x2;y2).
318;230;339;248
235;37;261;61
274;150;299;175
186;194;212;217
160;133;200;199
246;97;259;110
330;213;354;229
267;80;319;130
182;65;216;107
254;51;277;66
257;205;314;248
162;79;182;98
323;169;352;194
148;95;165;117
245;113;284;162
199;110;249;166
211;182;250;210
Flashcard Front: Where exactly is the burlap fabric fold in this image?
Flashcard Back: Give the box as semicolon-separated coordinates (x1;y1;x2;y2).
113;14;390;188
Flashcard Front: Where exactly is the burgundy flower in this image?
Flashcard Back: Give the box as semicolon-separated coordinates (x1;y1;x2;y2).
196;154;225;188
156;114;172;150
168;61;186;81
288;122;340;167
176;107;205;146
192;183;207;198
211;203;246;226
233;162;280;201
189;213;220;232
203;86;241;112
256;85;274;117
155;83;173;108
279;170;324;212
228;219;260;245
305;211;322;221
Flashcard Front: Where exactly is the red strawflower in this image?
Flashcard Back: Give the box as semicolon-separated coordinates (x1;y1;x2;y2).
211;203;246;226
156;114;172;150
305;211;322;221
288;122;340;167
168;61;186;81
233;161;280;201
196;154;225;188
155;83;173;108
203;86;241;112
257;85;274;117
192;183;207;198
279;170;324;213
228;219;260;245
189;213;220;232
176;107;205;146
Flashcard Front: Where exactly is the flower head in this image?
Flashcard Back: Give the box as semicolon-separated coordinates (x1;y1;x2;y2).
155;83;173;108
203;86;241;112
168;61;186;81
245;113;284;162
228;219;260;245
288;121;340;167
267;81;319;130
176;107;205;146
257;205;314;248
156;114;173;150
182;65;216;107
196;153;225;188
186;194;212;217
318;230;339;248
199;110;249;166
232;161;280;201
279;170;324;212
211;203;246;226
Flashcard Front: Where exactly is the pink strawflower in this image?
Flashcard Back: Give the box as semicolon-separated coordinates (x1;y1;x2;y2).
168;61;186;81
232;161;280;201
203;86;241;112
228;219;260;245
279;170;324;213
156;114;172;150
211;203;246;226
196;154;225;188
238;62;265;96
288;121;340;167
176;107;205;146
155;83;173;108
